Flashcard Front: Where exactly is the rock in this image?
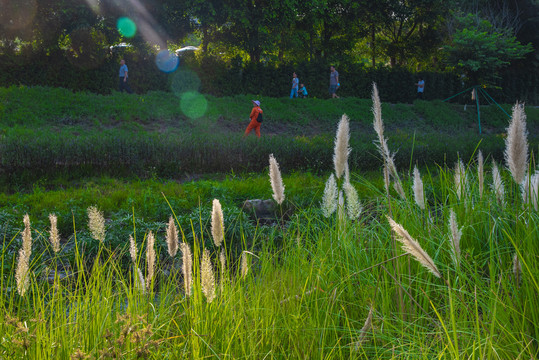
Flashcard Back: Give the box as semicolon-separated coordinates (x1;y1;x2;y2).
242;199;276;219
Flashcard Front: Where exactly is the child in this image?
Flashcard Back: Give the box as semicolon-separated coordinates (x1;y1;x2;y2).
244;100;263;138
298;83;308;98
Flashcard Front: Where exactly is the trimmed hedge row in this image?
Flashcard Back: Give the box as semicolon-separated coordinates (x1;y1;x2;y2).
1;129;524;187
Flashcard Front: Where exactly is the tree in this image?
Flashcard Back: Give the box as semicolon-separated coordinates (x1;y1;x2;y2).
444;13;533;84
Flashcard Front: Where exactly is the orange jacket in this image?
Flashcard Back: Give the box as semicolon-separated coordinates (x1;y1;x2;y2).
249;106;262;122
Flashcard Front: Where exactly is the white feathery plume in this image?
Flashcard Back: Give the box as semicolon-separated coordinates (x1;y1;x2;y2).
135;267;145;293
333;114;351;179
219;248;226;271
354;306;374;350
211;199;224;247
504;101;528;185
448;210;462;267
181;242;193;296
15;248;30;297
343;181;362;220
241;252;249;278
372;83;405;200
413;166;425;210
87;206;105;243
478;151;484;199
321;174;338;217
454;159;466;201
387;216;441;278
48;214;60;253
344;162;351;184
129;235;138;264
201;249;216;303
166;216;179;257
531;172;539;211
492;160;505;206
22;214;32;258
383;164;390;194
521;171;539;210
145;231;155;290
269;154;285;204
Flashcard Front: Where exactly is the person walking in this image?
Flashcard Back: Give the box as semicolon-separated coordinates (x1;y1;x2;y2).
329;66;339;98
290;72;299;99
119;59;133;93
244;100;263;138
415;77;425;99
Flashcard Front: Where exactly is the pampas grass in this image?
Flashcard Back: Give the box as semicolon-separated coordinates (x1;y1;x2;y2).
201;249;216;303
478;151;484;199
269;154;285;205
211;199;224;247
521;171;539;210
343;181;362;220
413;166;425;210
15;248;30;297
333;115;351;179
321;174;338;217
354;306;374;350
504;101;528;184
166;216;178;257
129;235;137;264
181;242;193;296
454;159;466;201
241;252;249;278
145;231;156;290
22;214;32;258
448;210;462;267
135;267;146;293
387;216;441;278
492;160;505;206
48;214;60;253
87;206;105;243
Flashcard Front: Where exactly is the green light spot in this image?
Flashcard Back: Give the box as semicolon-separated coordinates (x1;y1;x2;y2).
117;17;136;38
180;92;208;119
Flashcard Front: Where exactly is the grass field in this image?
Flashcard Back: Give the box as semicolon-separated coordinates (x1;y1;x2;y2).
0;86;538;358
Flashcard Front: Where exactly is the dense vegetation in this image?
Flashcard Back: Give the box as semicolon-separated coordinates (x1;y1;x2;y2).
0;89;538;358
1;86;538;191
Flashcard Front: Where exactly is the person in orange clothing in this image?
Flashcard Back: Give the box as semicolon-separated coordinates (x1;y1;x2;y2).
244;100;263;138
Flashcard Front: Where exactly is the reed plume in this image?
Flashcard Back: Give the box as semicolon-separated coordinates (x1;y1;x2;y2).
181;242;193;296
383;164;390;194
387;216;441;278
15;248;30;297
333;114;351;179
354;306;374;350
201;249;216;303
478;151;484;199
135;267;145;293
20;214;32;259
413;166;425;210
241;252;249;278
454;159;466;201
129;235;137;264
269;154;285;204
448;210;461;267
145;231;155;290
166;216;178;257
372;83;405;199
512;253;521;285
219;248;226;271
48;214;60;253
521;171;539;210
87;206;105;243
211;199;224;247
492;160;505;206
504;101;528;184
343;181;362;220
321;174;338;217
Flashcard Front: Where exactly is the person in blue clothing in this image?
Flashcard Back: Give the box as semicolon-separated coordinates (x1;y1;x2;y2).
298;83;308;98
118;59;133;93
290;72;299;98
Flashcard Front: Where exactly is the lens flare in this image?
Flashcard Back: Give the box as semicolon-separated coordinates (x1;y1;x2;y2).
117;17;137;37
155;50;179;73
0;0;37;30
180;92;208;119
171;69;201;95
